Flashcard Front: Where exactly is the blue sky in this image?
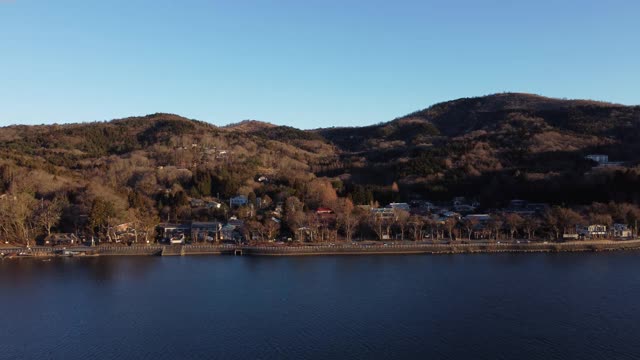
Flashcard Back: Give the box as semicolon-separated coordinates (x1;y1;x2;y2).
1;0;638;128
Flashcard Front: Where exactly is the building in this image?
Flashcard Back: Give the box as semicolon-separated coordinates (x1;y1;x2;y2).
191;221;223;242
585;154;609;164
44;233;79;246
157;223;190;241
0;194;17;201
612;223;633;238
230;195;248;207
222;218;245;242
316;207;333;215
464;214;491;222
454;204;476;213
206;200;222;209
440;211;461;219
585;154;624;168
387;203;411;212
577;224;608;239
190;199;205;208
371;207;396;219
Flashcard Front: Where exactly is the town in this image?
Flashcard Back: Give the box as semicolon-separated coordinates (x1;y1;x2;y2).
3;188;638;255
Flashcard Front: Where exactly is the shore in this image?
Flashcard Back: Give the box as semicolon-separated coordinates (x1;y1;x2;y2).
3;239;640;258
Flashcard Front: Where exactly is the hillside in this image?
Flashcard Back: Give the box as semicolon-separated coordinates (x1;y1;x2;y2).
318;93;640;203
1;93;640;243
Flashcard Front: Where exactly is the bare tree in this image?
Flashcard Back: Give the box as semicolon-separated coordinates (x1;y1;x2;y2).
444;217;458;241
394;209;410;241
461;217;479;241
409;215;424;241
522;216;540;240
244;220;266;243
504;213;524;240
544;209;561;240
1;193;39;246
335;198;359;242
488;215;504;241
263;217;281;241
368;214;389;241
35;195;66;236
284;196;305;241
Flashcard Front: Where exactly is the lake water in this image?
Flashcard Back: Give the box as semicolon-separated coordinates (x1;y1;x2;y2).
2;253;640;359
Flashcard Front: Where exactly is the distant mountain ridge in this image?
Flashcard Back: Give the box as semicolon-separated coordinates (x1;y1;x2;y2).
1;93;639;209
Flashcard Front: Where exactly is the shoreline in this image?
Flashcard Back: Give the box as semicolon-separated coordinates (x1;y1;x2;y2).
3;240;640;258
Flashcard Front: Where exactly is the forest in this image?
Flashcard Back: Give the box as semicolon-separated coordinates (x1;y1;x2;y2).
1;93;640;246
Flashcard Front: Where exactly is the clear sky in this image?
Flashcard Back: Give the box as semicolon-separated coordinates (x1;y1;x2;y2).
1;0;638;128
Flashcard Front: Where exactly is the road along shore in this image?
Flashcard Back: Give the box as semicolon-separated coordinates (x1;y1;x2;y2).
3;240;640;258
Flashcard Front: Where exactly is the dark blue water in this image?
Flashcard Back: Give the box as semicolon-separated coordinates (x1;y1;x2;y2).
2;253;640;359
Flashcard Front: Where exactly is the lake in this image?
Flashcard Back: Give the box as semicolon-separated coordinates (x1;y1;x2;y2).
2;253;640;359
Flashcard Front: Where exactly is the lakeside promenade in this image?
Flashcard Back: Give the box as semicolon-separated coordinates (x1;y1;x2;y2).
3;239;640;258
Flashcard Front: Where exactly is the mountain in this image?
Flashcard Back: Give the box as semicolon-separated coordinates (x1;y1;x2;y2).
222;120;277;132
1;93;640;229
318;93;640;200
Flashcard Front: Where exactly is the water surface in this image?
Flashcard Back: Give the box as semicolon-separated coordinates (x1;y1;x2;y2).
2;253;640;359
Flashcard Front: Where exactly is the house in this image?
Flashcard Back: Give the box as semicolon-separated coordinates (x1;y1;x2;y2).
371;207;396;219
44;233;79;246
412;201;435;212
227;218;245;228
230;195;248;207
191;221;223;242
190;199;205;208
577;224;608;239
221;224;239;242
454;204;476;213
585;154;625;168
440;211;461;219
464;214;491;222
114;222;134;233
387;203;411;212
222;219;245;242
612;223;633;238
0;194;17;201
157;223;190;240
585;154;609;164
563;233;579;240
206;200;222;209
316;207;333;215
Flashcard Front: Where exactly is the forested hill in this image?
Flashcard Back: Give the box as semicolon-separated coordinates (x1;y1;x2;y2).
1;93;640;240
317;93;640;205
